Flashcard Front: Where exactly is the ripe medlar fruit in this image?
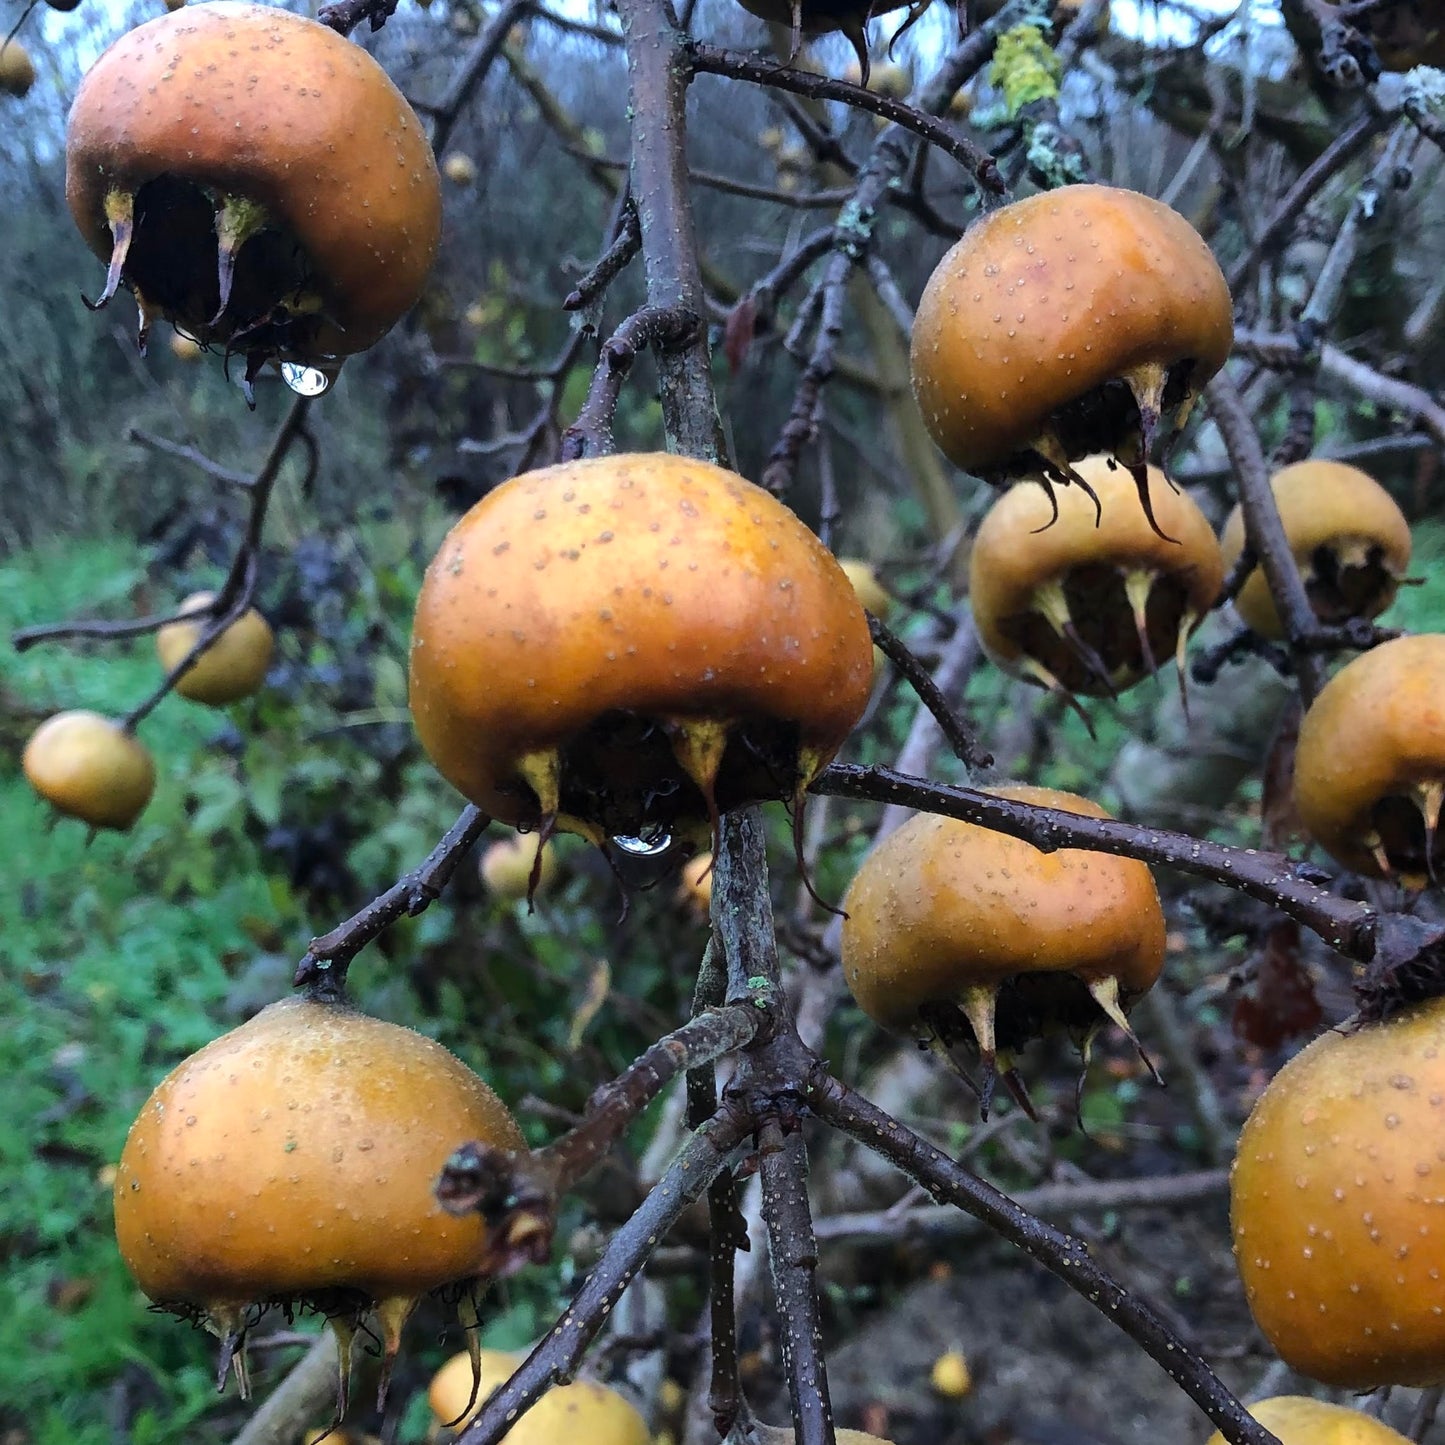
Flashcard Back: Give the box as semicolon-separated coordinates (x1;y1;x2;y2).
23;710;156;830
155;592;275;705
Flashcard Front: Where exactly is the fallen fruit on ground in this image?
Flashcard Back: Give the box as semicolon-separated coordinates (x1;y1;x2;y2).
65;2;441;380
1204;1395;1410;1445
0;39;36;96
23;710;156;830
840;784;1166;1114
480;833;558;901
428;1348;650;1442
408;452;874;851
969;457;1223;698
1218;459;1411;641
1231;996;1445;1388
910;184;1233;533
155;592;275;705
1292;633;1445;887
113;994;543;1405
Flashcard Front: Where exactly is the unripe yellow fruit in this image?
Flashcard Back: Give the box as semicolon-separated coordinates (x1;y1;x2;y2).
428;1349;649;1444
442;152;478;186
480;835;559;901
930;1348;972;1398
23;711;156;830
838;559;892;620
1203;1396;1409;1445
155;591;274;705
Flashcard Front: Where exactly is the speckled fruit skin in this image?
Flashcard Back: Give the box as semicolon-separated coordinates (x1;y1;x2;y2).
910;185;1233;476
1231;998;1445;1388
840;784;1165;1031
1293;634;1445;884
155;591;274;705
408;453;874;833
969;457;1223;694
65;2;440;359
113;996;525;1314
1219;460;1412;642
23;710;156;830
1204;1396;1411;1445
428;1349;650;1443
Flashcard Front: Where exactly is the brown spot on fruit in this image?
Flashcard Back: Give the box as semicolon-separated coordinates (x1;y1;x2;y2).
1219;459;1412;642
65;3;441;374
969;455;1223;698
1293;634;1445;888
23;711;156;830
910;184;1233;529
1230;998;1445;1387
407;453;874;848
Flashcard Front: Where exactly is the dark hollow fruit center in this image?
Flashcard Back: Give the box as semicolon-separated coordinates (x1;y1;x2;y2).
497;709;805;839
123;176;322;355
990;359;1199;484
1002;564;1190;695
1369;791;1443;882
919;971;1125;1057
1305;542;1398;625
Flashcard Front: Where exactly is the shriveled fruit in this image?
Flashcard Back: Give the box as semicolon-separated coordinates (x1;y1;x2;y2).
1293;634;1445;887
1219;460;1411;641
730;0;924;82
840;784;1166;1112
155;592;274;706
838;558;893;619
23;711;156;830
1231;997;1445;1387
65;3;440;381
0;40;36;96
969;457;1223;698
1204;1396;1410;1445
428;1348;649;1443
408;453;873;851
114;995;541;1402
480;834;558;901
910;184;1233;533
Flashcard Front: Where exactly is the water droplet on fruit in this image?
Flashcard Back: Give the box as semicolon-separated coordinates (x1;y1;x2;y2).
611;828;672;857
280;362;330;395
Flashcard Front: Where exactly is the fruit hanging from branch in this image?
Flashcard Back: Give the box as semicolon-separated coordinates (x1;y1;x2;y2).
731;0;926;84
968;457;1223;699
155;592;275;706
839;784;1166;1115
910;184;1233;535
408;453;874;854
1292;633;1445;888
65;2;441;386
22;710;156;830
1204;1396;1410;1445
1218;459;1412;641
427;1348;649;1443
1231;997;1445;1388
0;39;35;97
113;995;547;1408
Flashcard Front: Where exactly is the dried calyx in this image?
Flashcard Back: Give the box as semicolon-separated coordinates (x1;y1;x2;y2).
65;3;440;392
969;456;1224;703
731;0;929;82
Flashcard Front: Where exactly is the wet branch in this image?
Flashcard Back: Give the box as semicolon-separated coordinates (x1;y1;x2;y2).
564;197;642;311
294;805;492;989
809;1073;1283;1445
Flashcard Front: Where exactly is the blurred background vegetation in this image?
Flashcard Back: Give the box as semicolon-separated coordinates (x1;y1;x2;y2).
2;0;1443;1440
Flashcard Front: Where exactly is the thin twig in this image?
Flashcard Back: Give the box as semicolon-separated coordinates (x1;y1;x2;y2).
869;615;992;771
565;196;642;311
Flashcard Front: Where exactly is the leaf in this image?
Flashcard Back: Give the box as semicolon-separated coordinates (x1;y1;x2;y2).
566;958;611;1052
1232;919;1323;1049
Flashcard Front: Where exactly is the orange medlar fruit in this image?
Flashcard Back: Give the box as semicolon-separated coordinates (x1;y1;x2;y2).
23;711;156;830
1204;1397;1410;1445
114;995;542;1403
1219;459;1412;641
408;453;874;852
840;784;1166;1112
910;184;1233;534
1231;996;1445;1388
66;3;440;382
1293;634;1445;887
428;1348;649;1443
155;592;275;705
0;40;35;97
968;456;1224;699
